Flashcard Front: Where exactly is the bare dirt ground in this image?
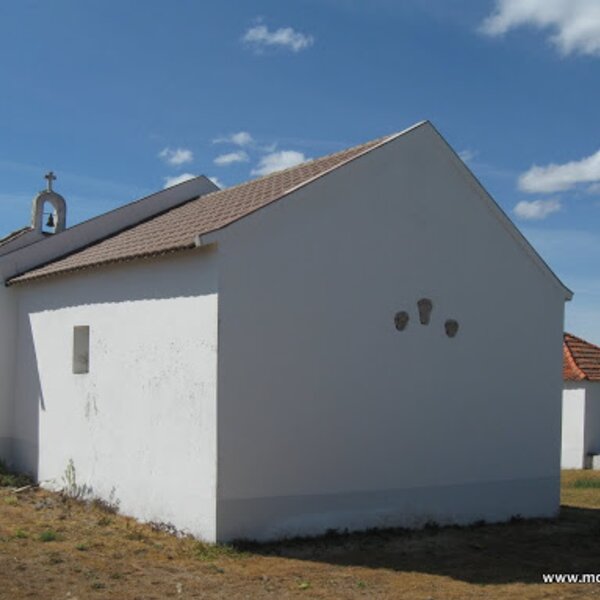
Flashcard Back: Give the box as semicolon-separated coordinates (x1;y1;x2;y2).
1;470;600;599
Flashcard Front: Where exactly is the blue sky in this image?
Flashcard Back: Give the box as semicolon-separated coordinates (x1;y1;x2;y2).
1;0;599;340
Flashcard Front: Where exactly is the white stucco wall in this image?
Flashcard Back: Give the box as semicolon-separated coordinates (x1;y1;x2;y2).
0;176;217;470
585;383;600;457
215;123;566;541
11;248;218;540
561;384;586;469
561;382;600;469
0;273;18;465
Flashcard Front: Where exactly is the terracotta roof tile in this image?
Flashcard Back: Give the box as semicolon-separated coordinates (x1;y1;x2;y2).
9;127;411;284
563;332;600;382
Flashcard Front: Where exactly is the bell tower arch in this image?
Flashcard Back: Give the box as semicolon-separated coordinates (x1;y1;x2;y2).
31;171;67;234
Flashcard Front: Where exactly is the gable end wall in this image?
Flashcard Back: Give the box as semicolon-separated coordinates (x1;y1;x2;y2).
215;124;566;541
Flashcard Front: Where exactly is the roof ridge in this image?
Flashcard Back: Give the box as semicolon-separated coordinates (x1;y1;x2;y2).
197;130;415;237
193;130;403;206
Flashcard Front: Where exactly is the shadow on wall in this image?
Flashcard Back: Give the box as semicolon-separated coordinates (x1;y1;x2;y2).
11;313;43;479
10;247;218;482
235;506;600;585
12;246;217;312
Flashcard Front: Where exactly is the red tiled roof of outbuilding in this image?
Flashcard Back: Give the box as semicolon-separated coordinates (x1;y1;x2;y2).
563;332;600;382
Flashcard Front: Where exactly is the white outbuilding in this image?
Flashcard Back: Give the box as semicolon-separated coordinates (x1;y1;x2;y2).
0;121;571;542
562;332;600;469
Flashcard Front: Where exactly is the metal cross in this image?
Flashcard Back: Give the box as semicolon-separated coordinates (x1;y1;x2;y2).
44;171;56;192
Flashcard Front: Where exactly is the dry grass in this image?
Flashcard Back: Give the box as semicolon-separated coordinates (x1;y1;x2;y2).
562;469;600;508
0;471;599;598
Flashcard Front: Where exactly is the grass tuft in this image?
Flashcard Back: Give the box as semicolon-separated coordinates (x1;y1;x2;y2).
90;497;119;514
39;530;58;542
0;460;33;488
125;530;147;542
48;552;64;564
90;581;106;590
194;542;245;561
573;478;600;489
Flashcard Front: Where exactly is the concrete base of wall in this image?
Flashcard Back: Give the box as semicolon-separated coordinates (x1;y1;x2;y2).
216;477;559;542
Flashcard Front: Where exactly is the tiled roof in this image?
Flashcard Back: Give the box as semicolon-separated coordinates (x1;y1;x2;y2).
0;226;32;247
563;332;600;382
9;126;414;284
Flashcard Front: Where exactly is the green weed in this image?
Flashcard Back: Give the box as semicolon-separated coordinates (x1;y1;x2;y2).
0;460;33;488
194;541;245;561
39;530;58;542
573;478;600;489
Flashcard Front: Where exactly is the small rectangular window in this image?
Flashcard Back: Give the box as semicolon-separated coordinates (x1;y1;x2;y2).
73;326;90;374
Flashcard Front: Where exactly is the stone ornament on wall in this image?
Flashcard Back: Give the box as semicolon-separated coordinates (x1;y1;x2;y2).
417;298;433;325
394;311;409;331
444;319;459;338
393;298;459;338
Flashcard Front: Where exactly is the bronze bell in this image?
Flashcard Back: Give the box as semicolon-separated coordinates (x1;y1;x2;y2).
46;213;55;228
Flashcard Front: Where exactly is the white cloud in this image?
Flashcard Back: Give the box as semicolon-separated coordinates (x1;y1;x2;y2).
251;150;310;176
458;149;478;163
242;24;314;53
163;173;196;188
159;147;194;166
480;0;600;57
519;149;600;193
513;198;562;220
231;132;253;146
213;131;254;147
208;176;225;189
214;151;249;166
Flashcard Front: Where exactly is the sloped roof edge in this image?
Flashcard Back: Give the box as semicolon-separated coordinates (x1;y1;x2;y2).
8;120;571;297
0;226;32;247
8;121;427;285
199;120;428;238
5;175;218;284
424;122;572;301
